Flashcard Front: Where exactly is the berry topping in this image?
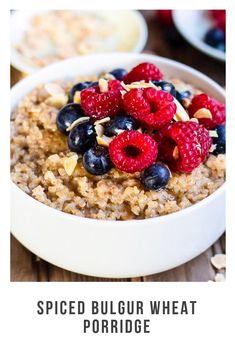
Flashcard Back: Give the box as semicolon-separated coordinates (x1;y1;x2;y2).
109;130;158;173
123;62;163;84
83;145;113;175
56;103;85;135
68;81;97;103
123;88;176;129
212;124;226;155
68;121;96;153
104;116;139;137
109;68;127;81
176;90;191;103
156;10;173;26
152;80;177;97
140;162;171;191
188;93;226;129
154;121;212;173
80;80;122;120
204;28;225;51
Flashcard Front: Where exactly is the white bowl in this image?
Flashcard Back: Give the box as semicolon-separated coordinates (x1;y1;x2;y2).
10;10;148;74
11;53;225;278
173;10;225;62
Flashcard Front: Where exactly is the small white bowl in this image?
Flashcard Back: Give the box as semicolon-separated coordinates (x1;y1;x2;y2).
10;10;148;75
173;10;225;62
11;53;225;278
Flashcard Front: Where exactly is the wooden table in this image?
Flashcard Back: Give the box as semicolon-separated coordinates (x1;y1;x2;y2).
11;10;225;282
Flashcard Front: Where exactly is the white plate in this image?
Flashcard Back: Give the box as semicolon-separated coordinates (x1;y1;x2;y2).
173;10;225;62
11;10;148;74
11;53;225;278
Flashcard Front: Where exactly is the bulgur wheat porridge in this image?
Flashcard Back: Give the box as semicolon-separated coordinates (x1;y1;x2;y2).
11;66;225;220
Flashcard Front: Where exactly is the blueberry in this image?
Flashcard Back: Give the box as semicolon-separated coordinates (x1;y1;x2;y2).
204;28;225;49
109;68;127;81
68;81;98;102
140;162;171;191
56;103;85;135
104;116;139;137
176;90;191;103
68;121;96;153
152;80;176;97
83;146;113;175
215;41;226;52
212;124;226;155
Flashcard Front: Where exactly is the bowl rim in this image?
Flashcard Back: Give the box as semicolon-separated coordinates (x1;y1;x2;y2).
10;9;148;74
172;10;225;62
11;52;226;226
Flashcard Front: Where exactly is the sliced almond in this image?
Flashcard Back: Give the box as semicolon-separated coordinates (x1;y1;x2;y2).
101;73;115;80
173;98;190;121
214;273;226;282
44;83;65;96
94;124;104;137
209;130;219;138
99;78;109;93
211;254;226;270
209;144;217;153
94;117;110;125
190;118;199;123
181;98;191;108
121;81;130;91
64;154;78;176
120;90;127;97
73;91;81;104
193;108;212;120
66;117;90;132
45;94;68;109
96;135;113;147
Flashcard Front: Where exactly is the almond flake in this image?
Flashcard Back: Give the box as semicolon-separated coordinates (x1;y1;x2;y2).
209;130;219;138
211;254;226;270
209;144;217;153
94;117;110;125
64;154;78;176
193;108;212;119
94;124;104;137
45;94;68;109
120;90;127;97
44;83;65;96
214;273;226;282
121;81;130;91
66;117;90;132
96;135;113;147
173;98;190;121
101;73;115;80
190;118;199;123
73;91;81;104
99;78;109;93
181;98;191;108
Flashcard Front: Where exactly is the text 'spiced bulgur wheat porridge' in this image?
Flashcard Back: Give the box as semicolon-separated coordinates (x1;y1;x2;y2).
11;62;225;220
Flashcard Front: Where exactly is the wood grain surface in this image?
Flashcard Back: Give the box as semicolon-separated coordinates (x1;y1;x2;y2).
10;10;226;282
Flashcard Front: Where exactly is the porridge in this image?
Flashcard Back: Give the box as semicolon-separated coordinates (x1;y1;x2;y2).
11;62;225;220
14;10;142;68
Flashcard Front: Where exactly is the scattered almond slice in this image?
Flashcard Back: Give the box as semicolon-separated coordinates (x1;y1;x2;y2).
121;81;130;91
211;254;226;270
73;91;81;104
64;154;78;176
45;94;68;109
190;118;199;123
94;117;110;125
193;108;212;119
96;135;113;147
101;73;115;80
120;90;127;97
66;117;90;132
209;144;217;153
181;98;191;108
173;98;190;121
99;78;109;93
209;130;218;138
44;83;65;96
214;273;226;282
94;124;104;137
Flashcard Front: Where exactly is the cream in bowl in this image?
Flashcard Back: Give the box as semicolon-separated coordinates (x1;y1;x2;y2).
10;54;225;277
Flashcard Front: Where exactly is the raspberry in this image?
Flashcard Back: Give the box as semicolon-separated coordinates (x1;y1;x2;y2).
210;10;226;32
188;93;225;129
123;88;176;129
156;10;173;26
123;62;163;84
109;130;158;173
154;121;212;173
80;80;122;120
